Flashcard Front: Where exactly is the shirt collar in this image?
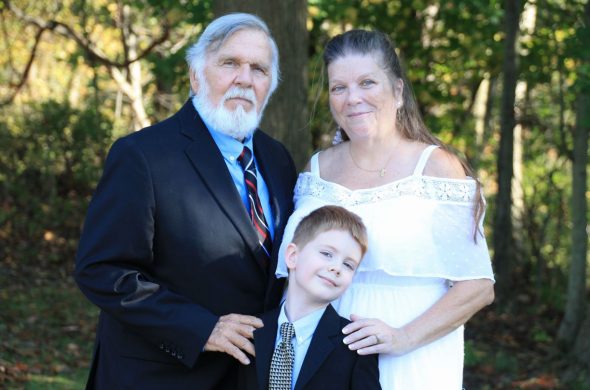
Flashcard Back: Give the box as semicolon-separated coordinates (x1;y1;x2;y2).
278;303;326;346
197;109;254;163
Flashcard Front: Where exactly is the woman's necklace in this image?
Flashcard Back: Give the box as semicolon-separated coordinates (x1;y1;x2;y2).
348;141;397;177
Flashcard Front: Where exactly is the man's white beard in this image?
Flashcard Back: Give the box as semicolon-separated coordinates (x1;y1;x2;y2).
192;73;264;140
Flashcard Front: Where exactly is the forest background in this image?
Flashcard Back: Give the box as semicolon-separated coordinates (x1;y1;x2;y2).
0;0;588;389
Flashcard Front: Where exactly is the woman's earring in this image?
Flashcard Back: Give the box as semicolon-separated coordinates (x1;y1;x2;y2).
332;127;344;145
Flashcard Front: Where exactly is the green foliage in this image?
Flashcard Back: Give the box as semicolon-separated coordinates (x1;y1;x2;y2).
532;327;552;343
307;0;505;154
464;339;486;367
492;349;520;376
0;100;113;275
1;0;588;386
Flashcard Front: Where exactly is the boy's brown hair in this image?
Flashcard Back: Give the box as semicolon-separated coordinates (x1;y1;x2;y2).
291;205;368;257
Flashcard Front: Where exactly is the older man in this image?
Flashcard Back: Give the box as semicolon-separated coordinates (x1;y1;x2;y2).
74;13;296;389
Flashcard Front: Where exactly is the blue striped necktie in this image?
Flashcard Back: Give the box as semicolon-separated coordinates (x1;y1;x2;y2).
238;146;272;267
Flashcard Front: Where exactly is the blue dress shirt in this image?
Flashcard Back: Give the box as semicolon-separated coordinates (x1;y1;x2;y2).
198;114;275;239
276;303;326;389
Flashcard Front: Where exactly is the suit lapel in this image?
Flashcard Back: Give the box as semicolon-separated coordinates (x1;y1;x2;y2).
294;305;341;390
178;101;266;271
254;309;280;390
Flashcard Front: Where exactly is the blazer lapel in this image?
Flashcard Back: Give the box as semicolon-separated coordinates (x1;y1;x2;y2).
254;309;280;390
178;101;266;271
294;305;341;390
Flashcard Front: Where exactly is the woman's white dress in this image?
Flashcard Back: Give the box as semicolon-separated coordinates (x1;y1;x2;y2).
276;145;495;390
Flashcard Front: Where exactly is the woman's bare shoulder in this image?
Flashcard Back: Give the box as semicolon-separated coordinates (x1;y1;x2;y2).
300;144;342;173
423;147;467;179
317;143;347;176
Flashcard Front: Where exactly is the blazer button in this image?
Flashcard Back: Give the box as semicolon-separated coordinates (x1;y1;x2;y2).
159;343;165;350
177;353;183;360
171;350;177;357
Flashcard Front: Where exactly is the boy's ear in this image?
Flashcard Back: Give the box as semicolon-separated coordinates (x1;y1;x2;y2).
284;243;298;271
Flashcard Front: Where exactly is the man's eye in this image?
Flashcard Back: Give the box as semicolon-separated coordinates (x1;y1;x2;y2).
252;65;267;74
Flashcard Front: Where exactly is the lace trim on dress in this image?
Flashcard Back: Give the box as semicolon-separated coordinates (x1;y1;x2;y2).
295;172;478;207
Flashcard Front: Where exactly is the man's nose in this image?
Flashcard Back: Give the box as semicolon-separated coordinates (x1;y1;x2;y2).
234;65;253;87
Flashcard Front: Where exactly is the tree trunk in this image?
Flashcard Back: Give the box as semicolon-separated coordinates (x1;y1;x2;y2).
213;0;310;169
557;1;590;348
473;75;496;172
512;2;536;275
473;76;490;170
493;0;521;301
572;304;590;377
117;3;150;130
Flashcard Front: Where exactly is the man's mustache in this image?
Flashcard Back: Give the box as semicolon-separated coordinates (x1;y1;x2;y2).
223;87;256;107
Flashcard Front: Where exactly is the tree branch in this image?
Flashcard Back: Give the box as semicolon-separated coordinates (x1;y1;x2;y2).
0;26;46;106
3;0;170;69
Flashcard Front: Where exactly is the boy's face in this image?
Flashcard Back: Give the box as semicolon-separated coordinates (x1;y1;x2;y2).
285;229;363;306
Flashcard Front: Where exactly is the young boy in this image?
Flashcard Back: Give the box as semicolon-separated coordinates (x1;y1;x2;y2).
241;205;381;390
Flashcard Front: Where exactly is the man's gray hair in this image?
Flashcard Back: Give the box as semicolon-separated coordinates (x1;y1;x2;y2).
186;13;280;97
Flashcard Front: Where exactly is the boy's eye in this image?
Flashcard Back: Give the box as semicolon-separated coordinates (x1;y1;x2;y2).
344;262;356;271
320;250;333;258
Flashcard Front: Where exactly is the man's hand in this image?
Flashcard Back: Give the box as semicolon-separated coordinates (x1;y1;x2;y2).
204;313;264;365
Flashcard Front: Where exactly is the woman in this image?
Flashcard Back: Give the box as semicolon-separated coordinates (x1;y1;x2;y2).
276;30;495;389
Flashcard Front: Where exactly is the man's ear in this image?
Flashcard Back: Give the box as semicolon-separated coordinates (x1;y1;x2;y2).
189;70;199;95
284;243;298;271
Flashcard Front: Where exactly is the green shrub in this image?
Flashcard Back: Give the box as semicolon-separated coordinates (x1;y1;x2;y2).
0;100;113;276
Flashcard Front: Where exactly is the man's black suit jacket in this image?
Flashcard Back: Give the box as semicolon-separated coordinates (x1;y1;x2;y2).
240;304;381;390
74;100;297;389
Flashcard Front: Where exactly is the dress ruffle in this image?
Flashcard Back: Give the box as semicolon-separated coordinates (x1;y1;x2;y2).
276;172;495;283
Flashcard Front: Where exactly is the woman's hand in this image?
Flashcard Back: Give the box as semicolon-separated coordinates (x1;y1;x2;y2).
341;279;494;357
342;314;413;356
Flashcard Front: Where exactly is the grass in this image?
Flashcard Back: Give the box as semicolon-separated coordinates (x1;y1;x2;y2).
1;272;587;389
0;276;98;389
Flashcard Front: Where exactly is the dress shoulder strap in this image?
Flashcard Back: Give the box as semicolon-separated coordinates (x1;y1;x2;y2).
412;145;439;176
309;152;321;176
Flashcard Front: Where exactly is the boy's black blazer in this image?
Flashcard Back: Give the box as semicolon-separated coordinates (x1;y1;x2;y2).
243;304;381;390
